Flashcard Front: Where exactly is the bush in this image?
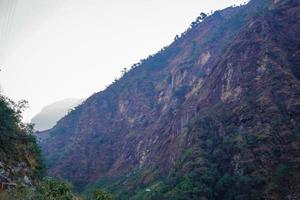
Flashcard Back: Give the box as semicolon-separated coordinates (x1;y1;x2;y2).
0;178;80;200
89;190;114;200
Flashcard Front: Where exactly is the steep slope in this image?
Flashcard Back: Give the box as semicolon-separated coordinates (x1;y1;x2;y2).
0;95;45;191
41;0;300;199
32;98;82;131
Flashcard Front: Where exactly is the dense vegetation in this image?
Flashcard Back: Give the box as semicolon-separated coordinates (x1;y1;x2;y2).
0;177;115;200
0;95;45;181
0;94;114;199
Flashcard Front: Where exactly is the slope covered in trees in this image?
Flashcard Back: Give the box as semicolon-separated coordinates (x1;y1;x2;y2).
0;95;113;200
0;95;45;188
40;0;300;199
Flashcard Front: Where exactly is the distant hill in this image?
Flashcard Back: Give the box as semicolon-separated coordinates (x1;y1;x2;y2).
31;98;82;131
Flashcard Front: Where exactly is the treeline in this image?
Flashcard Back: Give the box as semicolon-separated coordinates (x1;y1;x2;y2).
0;177;114;200
104;11;212;90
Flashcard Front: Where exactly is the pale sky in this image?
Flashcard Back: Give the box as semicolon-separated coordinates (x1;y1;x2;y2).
0;0;246;121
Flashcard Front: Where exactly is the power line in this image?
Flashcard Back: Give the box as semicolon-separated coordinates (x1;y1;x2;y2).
4;0;13;39
0;0;9;40
6;0;17;41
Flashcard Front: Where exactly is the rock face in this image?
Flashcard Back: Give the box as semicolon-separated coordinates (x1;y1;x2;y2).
31;98;82;131
41;0;300;199
0;96;45;191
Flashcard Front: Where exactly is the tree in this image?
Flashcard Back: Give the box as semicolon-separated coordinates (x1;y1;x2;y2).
91;190;114;200
0;178;79;200
195;12;208;23
200;12;207;20
121;67;128;76
36;178;75;200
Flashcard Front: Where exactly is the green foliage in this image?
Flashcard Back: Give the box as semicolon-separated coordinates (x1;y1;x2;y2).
89;190;114;200
0;178;80;200
82;175;128;199
36;177;75;200
0;185;36;200
84;111;299;200
0;95;46;180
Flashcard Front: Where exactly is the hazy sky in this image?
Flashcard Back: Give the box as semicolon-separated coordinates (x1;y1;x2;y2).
0;0;246;121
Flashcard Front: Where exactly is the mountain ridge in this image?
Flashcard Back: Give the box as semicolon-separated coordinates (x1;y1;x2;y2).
31;98;83;131
41;0;300;199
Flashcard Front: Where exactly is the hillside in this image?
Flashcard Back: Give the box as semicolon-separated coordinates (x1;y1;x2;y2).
40;0;300;199
0;95;87;200
0;95;45;191
31;98;82;131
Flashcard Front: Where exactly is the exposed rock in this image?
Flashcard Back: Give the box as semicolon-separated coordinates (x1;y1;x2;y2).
40;0;300;199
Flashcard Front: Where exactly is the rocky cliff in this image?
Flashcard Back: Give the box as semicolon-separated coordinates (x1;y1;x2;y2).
0;96;45;192
41;0;300;199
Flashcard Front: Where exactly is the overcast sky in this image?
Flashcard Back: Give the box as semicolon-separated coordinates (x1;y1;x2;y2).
0;0;246;121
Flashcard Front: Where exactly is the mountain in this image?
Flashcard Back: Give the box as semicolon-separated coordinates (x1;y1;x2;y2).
40;0;300;199
0;95;83;199
31;98;82;131
0;96;45;191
